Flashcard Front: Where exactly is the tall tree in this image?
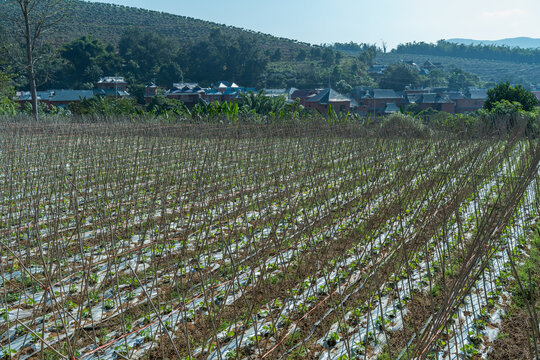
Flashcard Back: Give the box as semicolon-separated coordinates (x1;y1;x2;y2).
5;0;66;120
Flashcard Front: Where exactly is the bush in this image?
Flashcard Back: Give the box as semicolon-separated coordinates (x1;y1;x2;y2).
480;100;539;136
0;97;16;115
380;113;431;138
69;96;140;116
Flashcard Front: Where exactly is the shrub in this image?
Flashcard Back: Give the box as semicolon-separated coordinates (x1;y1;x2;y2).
380;113;431;138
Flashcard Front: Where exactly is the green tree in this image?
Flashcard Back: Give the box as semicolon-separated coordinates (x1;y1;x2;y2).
61;36;120;87
146;94;187;114
426;68;447;87
296;49;307;61
335;80;352;95
119;29;178;82
156;62;183;88
180;31;267;86
447;65;480;90
0;70;16;115
0;70;14;98
322;48;335;67
484;81;539;112
379;63;420;91
270;48;282;61
358;45;377;67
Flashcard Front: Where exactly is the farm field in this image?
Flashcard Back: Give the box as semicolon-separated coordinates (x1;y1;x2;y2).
0;123;539;360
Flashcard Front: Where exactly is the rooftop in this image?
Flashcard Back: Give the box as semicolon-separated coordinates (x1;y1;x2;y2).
306;88;350;104
98;76;127;84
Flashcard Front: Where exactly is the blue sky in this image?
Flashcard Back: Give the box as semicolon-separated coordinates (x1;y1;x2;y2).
92;0;540;48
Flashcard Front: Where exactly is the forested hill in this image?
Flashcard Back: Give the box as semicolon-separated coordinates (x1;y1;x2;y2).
0;0;312;59
448;37;540;49
394;40;540;64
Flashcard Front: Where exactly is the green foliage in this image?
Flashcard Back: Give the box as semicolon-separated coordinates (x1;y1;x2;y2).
381;113;431;138
146;95;188;115
379;63;421;91
68;96;139;116
0;0;313;61
425;68;447;87
396;39;540;65
240;91;286;115
447;65;481;90
0;71;14;99
179;30;268;86
335;80;353;95
0;97;16;115
511;225;540;308
156;62;184;89
119;29;179;84
485;82;539;112
61;36;121;88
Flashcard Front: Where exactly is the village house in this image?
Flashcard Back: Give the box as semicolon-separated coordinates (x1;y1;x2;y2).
303;88;353;113
16;89;95;108
359;89;403;115
291;89;319;102
96;76;130;97
422;60;444;71
454;88;488;113
367;65;388;79
144;83;158;104
413;93;456;114
164;83;205;107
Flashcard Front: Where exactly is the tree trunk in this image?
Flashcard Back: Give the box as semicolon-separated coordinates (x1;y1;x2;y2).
22;1;38;121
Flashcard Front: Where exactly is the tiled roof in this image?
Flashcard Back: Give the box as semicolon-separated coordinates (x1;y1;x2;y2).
306;88;350;104
95;89;130;97
384;102;400;113
172;83;200;90
291;89;319;99
51;90;94;102
16;90;95;102
373;89;400;99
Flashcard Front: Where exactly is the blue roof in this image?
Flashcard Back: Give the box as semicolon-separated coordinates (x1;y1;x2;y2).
17;90;95;102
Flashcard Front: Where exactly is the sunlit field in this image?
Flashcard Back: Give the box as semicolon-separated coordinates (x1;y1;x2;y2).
1;122;539;360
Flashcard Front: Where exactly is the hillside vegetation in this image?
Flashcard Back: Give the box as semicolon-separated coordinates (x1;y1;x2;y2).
448;37;540;49
0;0;311;60
376;52;540;84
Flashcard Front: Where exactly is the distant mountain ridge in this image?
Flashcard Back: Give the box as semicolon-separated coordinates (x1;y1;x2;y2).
447;37;540;49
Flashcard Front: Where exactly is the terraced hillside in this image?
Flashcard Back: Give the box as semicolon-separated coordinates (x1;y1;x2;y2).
376;52;540;84
0;123;539;360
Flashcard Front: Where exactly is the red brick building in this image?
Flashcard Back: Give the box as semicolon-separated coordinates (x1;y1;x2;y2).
360;89;403;115
455;89;488;113
416;93;456;114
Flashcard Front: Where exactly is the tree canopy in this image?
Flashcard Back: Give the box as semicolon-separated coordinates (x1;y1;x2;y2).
447;65;481;90
484;82;538;112
378;63;420;91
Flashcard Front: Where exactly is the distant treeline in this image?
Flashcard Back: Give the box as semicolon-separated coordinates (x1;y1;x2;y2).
395;40;540;64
